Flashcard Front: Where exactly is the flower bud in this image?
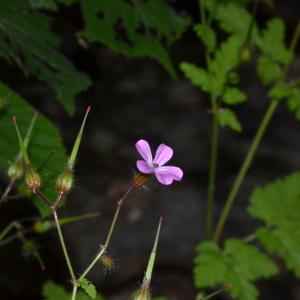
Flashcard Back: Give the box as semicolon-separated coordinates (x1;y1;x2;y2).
33;220;52;234
56;167;73;193
25;165;41;192
135;278;151;300
8;155;24;180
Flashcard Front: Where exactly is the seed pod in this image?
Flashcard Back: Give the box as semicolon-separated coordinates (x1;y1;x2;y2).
25;165;41;192
8;155;24;180
56;167;73;193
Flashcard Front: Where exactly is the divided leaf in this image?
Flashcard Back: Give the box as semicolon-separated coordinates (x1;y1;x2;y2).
256;56;282;85
223;87;247;105
43;281;104;300
211;3;255;40
194;24;216;52
194;239;278;300
217;108;242;132
0;83;67;216
79;0;190;78
248;172;300;276
255;18;293;66
180;63;210;92
78;278;97;299
0;1;91;115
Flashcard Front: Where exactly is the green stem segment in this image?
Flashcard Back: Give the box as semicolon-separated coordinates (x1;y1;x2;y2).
145;217;163;281
205;112;219;238
79;185;135;280
52;208;76;282
0;221;21;241
213;100;278;242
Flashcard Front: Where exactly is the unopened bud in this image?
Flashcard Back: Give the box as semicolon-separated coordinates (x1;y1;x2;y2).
135;278;151;300
33;220;52;234
25;165;41;192
132;173;149;188
8;155;24;180
56;168;73;193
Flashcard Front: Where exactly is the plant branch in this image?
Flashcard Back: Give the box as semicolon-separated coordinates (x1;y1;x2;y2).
79;185;135;280
213;19;300;243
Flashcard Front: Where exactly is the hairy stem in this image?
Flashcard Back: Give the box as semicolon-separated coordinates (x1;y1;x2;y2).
79;185;135;280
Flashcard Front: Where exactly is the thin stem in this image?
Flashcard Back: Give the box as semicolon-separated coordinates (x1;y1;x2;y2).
205;111;219;238
35;189;52;207
79;185;135;280
199;0;219;239
52;191;64;210
213;100;278;242
213;18;300;243
71;285;78;300
0;221;21;240
0;179;15;203
52;208;76;282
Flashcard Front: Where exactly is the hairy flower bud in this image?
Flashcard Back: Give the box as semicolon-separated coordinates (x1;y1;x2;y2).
56;168;73;193
25;165;41;192
8;156;24;180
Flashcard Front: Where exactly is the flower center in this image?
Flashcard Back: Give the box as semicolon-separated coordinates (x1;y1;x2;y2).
152;163;159;169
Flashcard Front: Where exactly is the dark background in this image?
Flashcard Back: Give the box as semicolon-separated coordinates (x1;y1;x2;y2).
1;1;300;299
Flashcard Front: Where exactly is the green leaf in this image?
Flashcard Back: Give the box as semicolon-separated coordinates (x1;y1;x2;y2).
180;63;210;92
0;1;91;115
78;278;97;299
268;82;292;100
43;281;104;300
79;0;190;79
223;87;247;105
217;108;242;132
287;88;300;120
211;3;255;40
248;172;300;277
0;83;67;216
255;18;293;66
210;36;244;95
194;23;216;52
194;239;278;300
256;56;282;85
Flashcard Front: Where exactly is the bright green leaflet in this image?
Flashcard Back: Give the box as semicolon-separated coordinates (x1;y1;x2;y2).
194;239;278;300
248;172;300;277
0;83;67;216
43;282;104;300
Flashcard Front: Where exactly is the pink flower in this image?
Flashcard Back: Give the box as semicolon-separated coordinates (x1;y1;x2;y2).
135;139;183;185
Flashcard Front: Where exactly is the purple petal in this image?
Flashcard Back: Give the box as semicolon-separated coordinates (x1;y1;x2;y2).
153;144;173;166
136;160;153;174
135;139;153;163
154;166;183;185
